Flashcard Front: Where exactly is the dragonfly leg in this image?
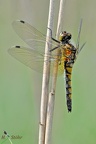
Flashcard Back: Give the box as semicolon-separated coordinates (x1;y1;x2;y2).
47;27;60;43
50;46;60;52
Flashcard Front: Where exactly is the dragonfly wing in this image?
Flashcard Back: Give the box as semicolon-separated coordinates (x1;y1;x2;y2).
8;45;64;75
12;20;58;54
10;20;64;75
8;46;45;73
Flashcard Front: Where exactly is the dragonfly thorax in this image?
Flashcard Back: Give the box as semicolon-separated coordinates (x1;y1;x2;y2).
59;31;72;44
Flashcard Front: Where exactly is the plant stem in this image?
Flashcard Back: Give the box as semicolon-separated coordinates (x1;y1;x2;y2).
38;0;55;144
45;0;65;144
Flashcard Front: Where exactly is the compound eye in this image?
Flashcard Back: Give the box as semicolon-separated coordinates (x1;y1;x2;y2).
60;31;66;36
60;32;64;36
68;33;71;37
68;33;72;39
59;31;68;41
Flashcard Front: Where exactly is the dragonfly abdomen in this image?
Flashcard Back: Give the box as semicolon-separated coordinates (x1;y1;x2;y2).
64;61;72;112
62;43;76;112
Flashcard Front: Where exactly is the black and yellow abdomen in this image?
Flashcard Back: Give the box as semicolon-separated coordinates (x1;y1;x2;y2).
62;43;76;112
64;61;73;112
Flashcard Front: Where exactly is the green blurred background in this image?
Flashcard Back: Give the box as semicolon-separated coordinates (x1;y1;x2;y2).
0;0;96;144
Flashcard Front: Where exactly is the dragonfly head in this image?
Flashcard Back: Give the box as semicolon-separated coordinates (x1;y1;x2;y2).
59;31;72;43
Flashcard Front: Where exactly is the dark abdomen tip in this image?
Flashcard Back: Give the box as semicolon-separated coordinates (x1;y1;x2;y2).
67;99;72;112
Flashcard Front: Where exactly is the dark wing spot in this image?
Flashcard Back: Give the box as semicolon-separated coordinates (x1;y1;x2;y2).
20;20;25;24
15;46;21;48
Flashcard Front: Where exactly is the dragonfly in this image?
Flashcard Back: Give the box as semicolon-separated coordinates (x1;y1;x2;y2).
8;20;85;112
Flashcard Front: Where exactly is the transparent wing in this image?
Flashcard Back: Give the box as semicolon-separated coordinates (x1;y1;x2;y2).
76;19;86;54
8;46;64;75
9;20;64;75
12;20;58;54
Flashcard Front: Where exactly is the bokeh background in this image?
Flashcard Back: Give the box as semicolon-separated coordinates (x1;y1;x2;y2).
0;0;96;144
